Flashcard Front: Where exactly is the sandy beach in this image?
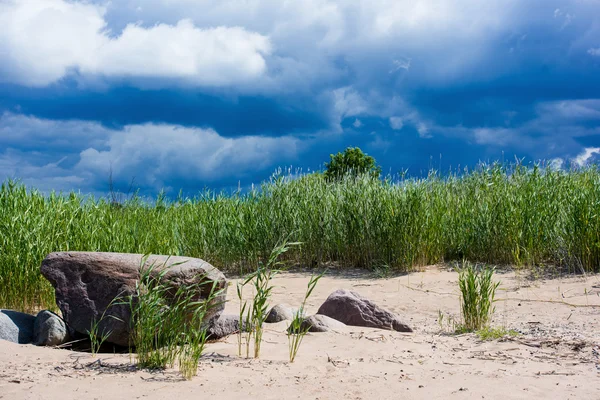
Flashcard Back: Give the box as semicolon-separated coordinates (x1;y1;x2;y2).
1;266;599;400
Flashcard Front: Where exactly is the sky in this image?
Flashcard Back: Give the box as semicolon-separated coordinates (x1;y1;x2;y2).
1;0;600;196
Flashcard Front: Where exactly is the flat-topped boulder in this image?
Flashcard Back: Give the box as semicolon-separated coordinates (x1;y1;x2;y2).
41;252;227;347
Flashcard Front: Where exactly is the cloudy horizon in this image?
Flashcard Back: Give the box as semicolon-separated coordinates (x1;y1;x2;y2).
1;0;600;196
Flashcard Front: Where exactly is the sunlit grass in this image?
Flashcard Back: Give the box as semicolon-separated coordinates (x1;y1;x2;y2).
457;262;499;332
2;161;600;312
127;256;223;379
476;326;519;341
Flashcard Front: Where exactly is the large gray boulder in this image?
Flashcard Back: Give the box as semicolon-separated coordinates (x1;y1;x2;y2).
0;310;35;344
34;310;70;346
265;303;298;323
317;289;412;332
41;252;227;347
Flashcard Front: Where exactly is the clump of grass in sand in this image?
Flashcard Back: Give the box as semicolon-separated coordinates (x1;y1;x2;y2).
237;240;296;358
456;262;499;332
287;271;324;363
437;310;458;334
127;255;223;379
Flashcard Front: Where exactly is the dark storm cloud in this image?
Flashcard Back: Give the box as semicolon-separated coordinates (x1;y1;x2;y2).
0;84;330;137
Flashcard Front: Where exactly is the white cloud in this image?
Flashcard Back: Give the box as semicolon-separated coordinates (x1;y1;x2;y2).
0;0;106;87
77;123;299;187
536;99;600;121
368;133;391;153
352;119;363;128
0;149;87;194
3;0;589;90
89;21;271;86
549;157;564;170
473;128;515;146
573;147;600;167
447;99;600;162
417;122;431;138
0;0;271;87
0;113;299;192
389;117;404;130
327;87;436;136
553;7;573;30
332;86;369;125
588;48;600;56
0;112;111;149
390;58;411;72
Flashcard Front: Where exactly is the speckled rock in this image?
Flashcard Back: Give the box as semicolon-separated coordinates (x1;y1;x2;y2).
34;310;70;346
317;289;412;332
265;303;298;323
292;314;346;333
41;252;227;346
206;314;249;339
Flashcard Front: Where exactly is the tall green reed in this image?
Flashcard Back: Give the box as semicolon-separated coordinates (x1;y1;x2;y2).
2;161;600;312
237;240;295;358
287;271;324;363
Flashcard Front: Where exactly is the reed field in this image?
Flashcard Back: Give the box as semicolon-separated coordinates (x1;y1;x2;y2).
2;162;600;312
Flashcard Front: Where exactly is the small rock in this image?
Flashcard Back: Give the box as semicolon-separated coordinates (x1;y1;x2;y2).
0;310;35;344
265;303;298;323
317;289;412;332
289;314;346;333
34;310;70;346
206;314;248;340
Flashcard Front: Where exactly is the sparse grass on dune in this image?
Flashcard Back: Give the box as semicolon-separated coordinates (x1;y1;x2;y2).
2;162;600;311
476;326;519;341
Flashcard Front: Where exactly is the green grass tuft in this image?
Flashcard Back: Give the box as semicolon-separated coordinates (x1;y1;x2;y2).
476;326;519;341
287;271;324;362
457;262;499;332
237;240;294;358
127;256;223;379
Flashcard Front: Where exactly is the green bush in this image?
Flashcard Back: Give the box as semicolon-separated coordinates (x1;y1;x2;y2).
324;147;381;181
